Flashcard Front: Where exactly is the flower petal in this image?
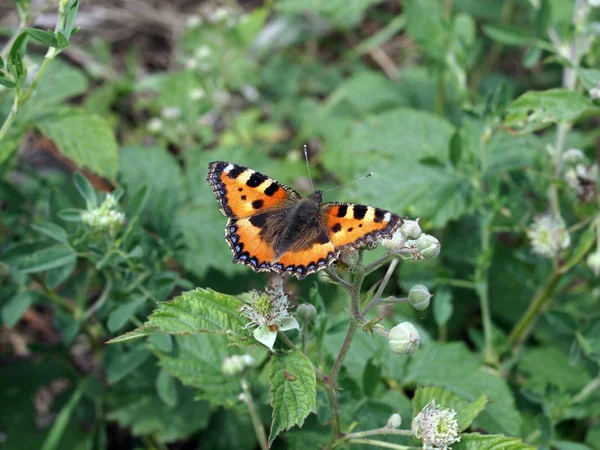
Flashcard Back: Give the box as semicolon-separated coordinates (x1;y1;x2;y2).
254;326;277;350
277;317;300;331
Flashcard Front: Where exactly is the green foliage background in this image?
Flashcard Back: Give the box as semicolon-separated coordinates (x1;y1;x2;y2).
1;0;599;449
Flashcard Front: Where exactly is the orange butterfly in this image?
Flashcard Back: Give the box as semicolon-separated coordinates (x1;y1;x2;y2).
207;161;402;279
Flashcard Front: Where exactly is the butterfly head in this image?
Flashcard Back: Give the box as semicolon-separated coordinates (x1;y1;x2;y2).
308;190;323;204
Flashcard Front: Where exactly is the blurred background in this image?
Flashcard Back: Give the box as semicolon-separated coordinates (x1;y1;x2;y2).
1;0;599;449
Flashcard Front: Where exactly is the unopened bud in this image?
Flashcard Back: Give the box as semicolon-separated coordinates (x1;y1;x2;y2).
296;303;317;322
416;234;441;259
382;229;407;251
408;284;432;311
387;413;402;429
563;148;585;165
401;219;422;240
587;251;600;277
388;322;420;354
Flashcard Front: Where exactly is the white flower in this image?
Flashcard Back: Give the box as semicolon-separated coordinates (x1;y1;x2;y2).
81;194;125;235
222;354;255;376
565;163;598;202
208;6;231;23
190;87;206;101
412;400;461;450
195;45;211;59
240;283;299;350
590;84;600;99
527;215;571;258
147;118;163;133
161;106;182;120
186;15;203;29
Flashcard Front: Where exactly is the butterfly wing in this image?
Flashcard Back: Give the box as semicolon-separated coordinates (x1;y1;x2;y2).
207;161;301;273
321;202;402;250
207;161;300;219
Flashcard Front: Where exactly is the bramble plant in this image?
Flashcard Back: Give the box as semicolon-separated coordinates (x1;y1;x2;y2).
2;0;600;449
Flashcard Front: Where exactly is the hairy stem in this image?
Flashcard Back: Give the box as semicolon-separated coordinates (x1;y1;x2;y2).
342;439;415;450
362;257;399;315
241;379;268;450
573;373;600;404
326;252;366;448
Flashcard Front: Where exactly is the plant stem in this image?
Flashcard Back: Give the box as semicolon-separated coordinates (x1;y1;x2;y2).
362;257;399;315
324;267;352;290
82;277;113;321
301;319;308;353
573;373;600;404
241;379;268;450
326;252;366;448
340;427;413;441
0;50;58;145
508;270;560;350
475;212;496;364
343;439;415;449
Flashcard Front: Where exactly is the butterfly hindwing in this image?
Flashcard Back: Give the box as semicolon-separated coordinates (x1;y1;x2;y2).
207;161;300;219
322;202;402;249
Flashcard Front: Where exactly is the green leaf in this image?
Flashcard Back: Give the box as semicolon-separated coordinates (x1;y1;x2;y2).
107;296;147;333
31;221;69;245
482;24;535;46
412;386;488;431
45;256;76;289
152;333;245;406
453;433;536;450
126;185;149;217
58;208;83;222
404;0;448;61
394;342;522;435
73;172;97;209
107;366;210;442
505;89;596;133
156;368;178;408
36;110;119;179
17;245;76;273
269;351;316;444
106;344;151;385
0;77;16;88
2;291;34;327
107;288;247;344
6;32;28;83
347;15;406;59
41;378;90;450
553;442;594;450
576;68;600;91
433;287;453;327
25;28;58;48
55;31;68;49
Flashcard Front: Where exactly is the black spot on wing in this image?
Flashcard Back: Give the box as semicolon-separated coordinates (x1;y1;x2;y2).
317;229;330;244
241;195;247;200
247;172;268;187
336;205;348;217
252;199;264;209
331;223;342;233
228;165;246;179
374;208;385;223
249;212;269;228
353;205;368;219
264;182;279;196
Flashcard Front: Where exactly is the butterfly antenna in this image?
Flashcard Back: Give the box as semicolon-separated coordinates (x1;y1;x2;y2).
303;144;314;191
323;172;373;193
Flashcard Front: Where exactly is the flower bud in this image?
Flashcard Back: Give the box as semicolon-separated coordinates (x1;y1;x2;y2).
388;322;420;354
296;303;317;323
416;234;441;259
382;229;407;251
222;354;254;376
563;148;585;165
401;219;422;240
408;284;432;311
387;413;402;429
587;251;600;277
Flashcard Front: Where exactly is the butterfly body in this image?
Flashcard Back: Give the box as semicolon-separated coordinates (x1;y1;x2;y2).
207;161;402;279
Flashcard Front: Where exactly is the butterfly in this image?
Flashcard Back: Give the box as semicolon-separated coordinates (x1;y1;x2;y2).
207;161;402;279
